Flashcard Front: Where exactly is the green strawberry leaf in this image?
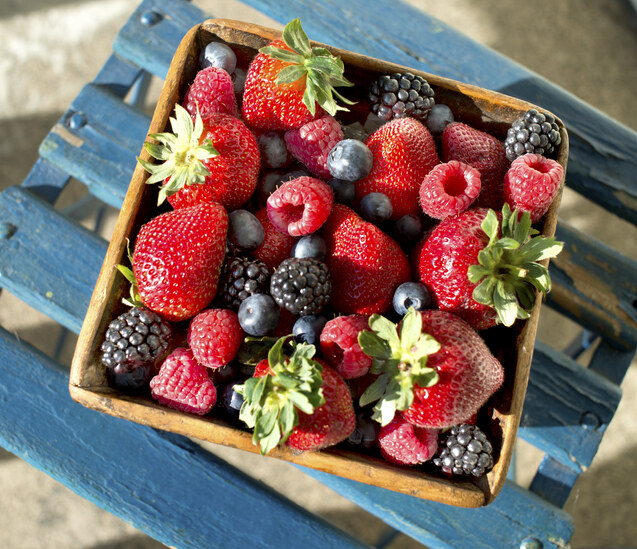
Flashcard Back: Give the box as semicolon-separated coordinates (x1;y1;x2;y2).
398;307;423;351
281;17;312;57
276;64;309;84
359;374;390;407
368;314;401;351
358;330;392;359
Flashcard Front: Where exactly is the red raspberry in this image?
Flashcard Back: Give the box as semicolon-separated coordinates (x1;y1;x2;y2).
504;153;564;223
319;315;372;379
251;207;295;270
187;309;243;368
419;161;481;219
267;176;334;236
149;348;217;415
378;415;439;466
284;115;343;179
184;67;237;119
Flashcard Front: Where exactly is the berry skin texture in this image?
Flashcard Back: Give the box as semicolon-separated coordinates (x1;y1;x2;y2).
291;234;327;260
187;309;244;369
359;192;393;224
227;209;265;251
327;139;374;182
200;41;237;74
293;314;328;345
133;202;228;322
504;153;564;223
256;131;293;169
284;115;344;179
442;122;509;211
184;67;238;120
505;108;561;161
267;176;334;236
251;207;296;270
270;257;332;316
319;314;372;379
237;294;280;336
433;423;494;477
356;117;440;219
323;204;411;315
150;348;217;415
378;415;439;466
217;255;270;311
419;160;481;220
392;282;431;316
426;103;454;135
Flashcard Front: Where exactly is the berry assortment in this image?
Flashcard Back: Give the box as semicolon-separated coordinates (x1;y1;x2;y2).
103;19;567;479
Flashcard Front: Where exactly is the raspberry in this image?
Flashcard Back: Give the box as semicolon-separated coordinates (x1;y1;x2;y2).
319;315;372;379
419;161;481;219
251;207;295;270
267;176;334;236
378;415;439;466
504;153;564;223
187;309;244;368
150;348;217;415
184;67;237;119
284;115;343;179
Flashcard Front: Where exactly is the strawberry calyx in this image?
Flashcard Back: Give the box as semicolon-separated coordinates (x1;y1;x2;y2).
137;103;219;205
234;336;325;455
358;308;440;426
259;18;355;117
467;204;564;327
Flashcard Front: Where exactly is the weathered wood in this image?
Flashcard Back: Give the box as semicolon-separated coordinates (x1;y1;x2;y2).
0;328;370;549
93;52;146;99
20;157;72;204
529;456;581;508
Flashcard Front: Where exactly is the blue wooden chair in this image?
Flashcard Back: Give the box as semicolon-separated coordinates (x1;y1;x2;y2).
1;1;636;547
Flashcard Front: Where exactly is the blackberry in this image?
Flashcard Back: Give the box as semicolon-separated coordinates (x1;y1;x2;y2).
369;72;435;122
218;256;270;310
505;108;561;161
270;257;331;316
100;307;172;389
433;424;494;477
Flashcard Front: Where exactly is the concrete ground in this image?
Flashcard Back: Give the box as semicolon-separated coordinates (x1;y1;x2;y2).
1;0;636;547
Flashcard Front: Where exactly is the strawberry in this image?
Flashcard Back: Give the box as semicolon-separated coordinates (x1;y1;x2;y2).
441;122;509;211
355;117;439;219
150;348;217;415
138;104;259;210
322;204;410;315
251;207;296;270
378;415;439;466
504;153;564;223
241;18;354;131
319;314;372;379
419;160;481;220
284;115;343;178
132;201;228;322
235;337;355;454
414;205;563;330
184;67;237;119
358;307;504;429
187;309;243;368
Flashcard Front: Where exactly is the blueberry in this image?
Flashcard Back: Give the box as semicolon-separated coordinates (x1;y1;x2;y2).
221;379;245;419
232;67;247;95
359;192;393;223
326;178;355;205
348;413;379;450
292;315;328;345
238;294;280;336
228;209;265;251
426;103;454;135
327;139;374;181
393;282;432;316
107;361;154;391
210;362;240;386
199;41;237;74
256;170;284;205
393;214;423;245
257;131;290;169
291;234;327;260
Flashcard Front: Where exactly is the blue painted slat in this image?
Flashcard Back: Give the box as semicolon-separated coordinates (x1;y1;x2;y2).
93;52;145;99
529;456;581;508
520;342;622;473
20;157;72;204
38;83;151;208
0;186;108;334
587;340;637;386
0;328;369;549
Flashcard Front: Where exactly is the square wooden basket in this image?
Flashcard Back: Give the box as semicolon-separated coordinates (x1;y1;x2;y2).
70;18;568;508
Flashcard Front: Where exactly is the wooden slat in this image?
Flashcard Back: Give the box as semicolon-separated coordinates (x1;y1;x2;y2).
93;52;146;99
38;84;151;209
0;328;370;549
20;157;72;205
529;456;580;508
0;186;108;334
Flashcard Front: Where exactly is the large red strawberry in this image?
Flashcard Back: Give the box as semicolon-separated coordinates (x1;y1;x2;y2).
322;204;411;315
355;117;439;219
414;205;563;330
242;18;354;131
138;104;259;210
235;337;355;454
132;201;228;322
441;122;509;210
358;307;504;429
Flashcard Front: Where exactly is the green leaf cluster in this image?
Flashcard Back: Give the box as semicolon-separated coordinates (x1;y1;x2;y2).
467;204;564;326
260;18;355;116
234;336;325;455
115;239;143;308
358;308;440;426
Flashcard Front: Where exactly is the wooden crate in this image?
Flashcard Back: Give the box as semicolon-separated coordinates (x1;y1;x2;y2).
69;18;568;508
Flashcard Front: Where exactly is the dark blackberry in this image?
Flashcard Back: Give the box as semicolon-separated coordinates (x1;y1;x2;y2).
433;424;494;477
100;307;172;389
218;256;271;310
270;257;331;316
504;108;561;161
369;72;435;122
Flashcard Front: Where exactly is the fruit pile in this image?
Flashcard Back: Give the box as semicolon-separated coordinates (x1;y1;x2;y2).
101;19;565;477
